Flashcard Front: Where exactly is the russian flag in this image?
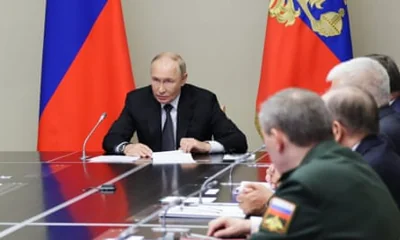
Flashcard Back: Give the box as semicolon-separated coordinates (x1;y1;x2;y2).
38;0;135;152
255;0;352;181
256;0;352;115
268;197;296;221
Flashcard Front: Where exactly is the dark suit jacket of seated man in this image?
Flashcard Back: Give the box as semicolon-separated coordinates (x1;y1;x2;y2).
355;134;400;209
103;83;248;154
379;105;400;154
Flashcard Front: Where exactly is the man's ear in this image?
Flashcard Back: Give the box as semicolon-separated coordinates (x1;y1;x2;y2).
270;128;285;153
181;73;188;86
332;120;343;143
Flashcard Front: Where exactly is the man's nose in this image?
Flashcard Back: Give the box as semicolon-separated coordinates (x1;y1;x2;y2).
158;83;166;93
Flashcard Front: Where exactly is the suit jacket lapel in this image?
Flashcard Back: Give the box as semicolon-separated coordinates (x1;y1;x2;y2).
176;86;195;147
147;94;162;151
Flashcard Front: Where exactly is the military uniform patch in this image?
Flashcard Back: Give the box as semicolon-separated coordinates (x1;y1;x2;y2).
261;197;296;234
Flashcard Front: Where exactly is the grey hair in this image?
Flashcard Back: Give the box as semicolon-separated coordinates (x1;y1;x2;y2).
326;57;390;107
259;88;333;147
323;86;379;135
151;52;187;77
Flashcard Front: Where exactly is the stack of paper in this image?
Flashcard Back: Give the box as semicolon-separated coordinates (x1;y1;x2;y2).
162;203;245;219
152;150;195;164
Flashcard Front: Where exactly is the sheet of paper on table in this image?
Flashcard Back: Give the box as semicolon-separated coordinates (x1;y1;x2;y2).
152;150;195;164
89;155;140;163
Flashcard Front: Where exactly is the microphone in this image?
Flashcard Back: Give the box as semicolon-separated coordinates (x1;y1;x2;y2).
160;197;183;230
80;112;107;161
198;144;266;204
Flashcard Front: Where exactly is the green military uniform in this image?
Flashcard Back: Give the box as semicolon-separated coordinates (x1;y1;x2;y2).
251;140;400;240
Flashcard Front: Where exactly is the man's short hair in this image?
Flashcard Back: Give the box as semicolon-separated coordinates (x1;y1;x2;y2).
151;52;187;77
326;57;390;107
259;88;333;147
323;86;379;135
366;54;400;93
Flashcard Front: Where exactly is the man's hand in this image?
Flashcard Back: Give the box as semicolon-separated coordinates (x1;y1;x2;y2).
265;164;281;189
123;143;152;158
236;182;274;215
179;138;211;153
207;217;251;238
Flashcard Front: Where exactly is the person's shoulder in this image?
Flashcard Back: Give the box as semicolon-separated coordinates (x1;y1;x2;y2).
380;107;400;126
365;138;400;169
289;145;368;187
126;85;152;100
183;84;216;98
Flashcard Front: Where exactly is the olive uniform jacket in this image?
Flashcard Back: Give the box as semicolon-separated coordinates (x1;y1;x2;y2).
251;140;400;240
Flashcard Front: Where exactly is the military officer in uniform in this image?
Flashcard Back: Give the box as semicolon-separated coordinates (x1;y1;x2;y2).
207;88;400;240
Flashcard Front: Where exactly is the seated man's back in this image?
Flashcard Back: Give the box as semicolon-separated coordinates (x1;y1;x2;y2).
253;141;400;240
355;134;400;209
379;105;400;154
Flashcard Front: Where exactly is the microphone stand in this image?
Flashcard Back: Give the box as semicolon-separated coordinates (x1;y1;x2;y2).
227;149;270;187
117;195;192;240
198;144;265;204
80;112;107;161
160;198;183;232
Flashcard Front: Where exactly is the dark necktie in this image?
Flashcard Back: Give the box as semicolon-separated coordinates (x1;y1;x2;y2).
161;104;175;151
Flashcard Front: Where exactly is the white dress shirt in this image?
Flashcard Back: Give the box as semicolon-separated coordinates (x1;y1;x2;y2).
351;142;360;151
250;216;262;233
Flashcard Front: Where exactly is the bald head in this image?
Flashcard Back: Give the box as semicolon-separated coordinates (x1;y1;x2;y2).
326;57;390;107
323;86;379;135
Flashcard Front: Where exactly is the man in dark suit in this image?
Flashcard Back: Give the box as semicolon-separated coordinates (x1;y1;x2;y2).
103;52;247;157
327;57;400;154
367;54;400;113
323;86;400;209
207;88;400;239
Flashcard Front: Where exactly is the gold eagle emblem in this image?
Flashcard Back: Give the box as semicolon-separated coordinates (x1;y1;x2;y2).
268;0;347;37
263;215;285;233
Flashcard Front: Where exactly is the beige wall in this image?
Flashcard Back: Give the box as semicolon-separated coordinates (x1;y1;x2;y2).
0;0;45;151
348;0;400;64
0;0;399;151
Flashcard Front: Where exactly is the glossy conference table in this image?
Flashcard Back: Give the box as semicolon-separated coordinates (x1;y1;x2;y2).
0;151;270;239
